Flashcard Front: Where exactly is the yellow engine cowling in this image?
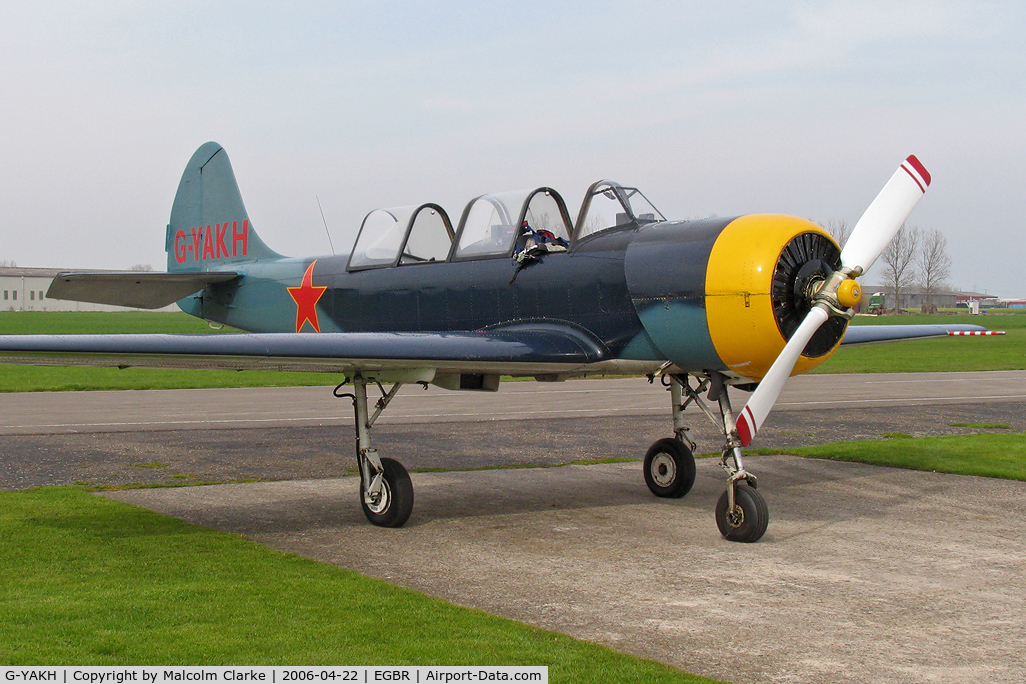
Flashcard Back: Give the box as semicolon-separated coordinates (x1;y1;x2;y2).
704;214;847;381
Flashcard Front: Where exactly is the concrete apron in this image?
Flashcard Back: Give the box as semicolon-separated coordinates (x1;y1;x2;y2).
103;456;1026;684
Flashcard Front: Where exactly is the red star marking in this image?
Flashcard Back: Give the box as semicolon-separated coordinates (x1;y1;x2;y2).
287;260;327;332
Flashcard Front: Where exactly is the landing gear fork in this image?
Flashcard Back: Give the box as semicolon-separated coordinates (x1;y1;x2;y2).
650;371;769;542
335;374;414;528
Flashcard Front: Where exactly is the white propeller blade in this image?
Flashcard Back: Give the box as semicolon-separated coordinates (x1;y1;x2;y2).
733;155;931;447
841;155;931;273
735;307;828;446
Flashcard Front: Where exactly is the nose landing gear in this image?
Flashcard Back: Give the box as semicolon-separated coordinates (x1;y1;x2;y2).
646;371;769;542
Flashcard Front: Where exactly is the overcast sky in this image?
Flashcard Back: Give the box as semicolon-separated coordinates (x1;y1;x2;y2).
1;1;1023;295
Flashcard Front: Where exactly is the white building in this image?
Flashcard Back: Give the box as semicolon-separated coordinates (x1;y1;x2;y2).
0;267;177;312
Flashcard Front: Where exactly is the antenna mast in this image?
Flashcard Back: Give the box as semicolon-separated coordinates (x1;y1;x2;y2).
316;196;336;255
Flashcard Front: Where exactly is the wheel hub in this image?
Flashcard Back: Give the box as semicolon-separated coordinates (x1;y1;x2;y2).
365;480;392;514
727;505;745;528
650;453;677;487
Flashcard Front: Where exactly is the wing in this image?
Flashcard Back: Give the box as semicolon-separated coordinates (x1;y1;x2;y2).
0;324;612;377
841;323;992;346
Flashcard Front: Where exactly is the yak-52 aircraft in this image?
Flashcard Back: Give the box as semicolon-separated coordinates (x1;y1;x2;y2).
0;143;993;542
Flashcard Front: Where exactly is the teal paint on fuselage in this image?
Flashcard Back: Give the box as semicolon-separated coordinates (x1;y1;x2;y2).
633;300;722;371
179;256;344;334
617;326;666;360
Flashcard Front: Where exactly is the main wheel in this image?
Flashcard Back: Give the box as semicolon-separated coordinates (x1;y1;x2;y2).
715;481;768;543
360;457;414;528
643;438;696;498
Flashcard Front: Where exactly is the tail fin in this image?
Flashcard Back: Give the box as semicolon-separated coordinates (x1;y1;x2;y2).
166;142;282;272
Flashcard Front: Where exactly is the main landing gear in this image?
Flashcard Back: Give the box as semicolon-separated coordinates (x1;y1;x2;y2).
335;374;414;528
644;371;769;543
335;369;766;540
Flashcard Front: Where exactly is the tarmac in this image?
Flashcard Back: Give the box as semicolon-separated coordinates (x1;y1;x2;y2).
103;457;1026;684
2;372;1025;683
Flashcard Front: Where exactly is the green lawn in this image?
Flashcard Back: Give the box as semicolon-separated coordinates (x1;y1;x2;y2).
0;487;719;682
814;311;1026;373
749;431;1026;481
0;311;228;335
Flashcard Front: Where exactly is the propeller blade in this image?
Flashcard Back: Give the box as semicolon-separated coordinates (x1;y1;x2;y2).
840;155;930;274
734;156;931;448
735;306;829;447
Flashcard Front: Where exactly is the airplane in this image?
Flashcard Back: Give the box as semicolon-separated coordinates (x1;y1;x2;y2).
0;142;996;542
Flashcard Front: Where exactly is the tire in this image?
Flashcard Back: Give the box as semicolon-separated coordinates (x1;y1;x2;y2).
643;438;696;498
715;481;768;543
360;457;414;528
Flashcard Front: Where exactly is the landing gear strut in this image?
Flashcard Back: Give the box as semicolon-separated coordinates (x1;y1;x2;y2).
335;374;414;527
647;371;769;542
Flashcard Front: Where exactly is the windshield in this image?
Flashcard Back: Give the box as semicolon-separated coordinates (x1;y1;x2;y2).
622;187;665;224
574;181;665;241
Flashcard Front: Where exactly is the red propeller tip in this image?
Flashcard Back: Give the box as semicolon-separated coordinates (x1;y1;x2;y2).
903;155;931;191
736;407;755;447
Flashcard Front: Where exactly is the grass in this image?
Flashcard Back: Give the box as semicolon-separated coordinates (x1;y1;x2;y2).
814;310;1026;373
0;487;719;682
749;432;1026;481
949;422;1013;429
0;311;230;335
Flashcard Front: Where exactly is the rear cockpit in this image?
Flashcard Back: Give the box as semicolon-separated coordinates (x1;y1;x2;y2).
348;204;455;271
346;181;664;271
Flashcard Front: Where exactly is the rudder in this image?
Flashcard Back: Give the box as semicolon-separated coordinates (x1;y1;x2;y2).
166;142;282;272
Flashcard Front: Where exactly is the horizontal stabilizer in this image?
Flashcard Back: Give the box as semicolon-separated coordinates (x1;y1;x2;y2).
841;324;989;346
46;271;240;310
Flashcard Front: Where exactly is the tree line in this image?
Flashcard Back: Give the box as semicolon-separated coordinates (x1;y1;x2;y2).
821;220;952;312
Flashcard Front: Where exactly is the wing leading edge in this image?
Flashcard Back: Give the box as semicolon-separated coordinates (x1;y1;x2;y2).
0;322;996;378
840;323;991;346
0;326;613;376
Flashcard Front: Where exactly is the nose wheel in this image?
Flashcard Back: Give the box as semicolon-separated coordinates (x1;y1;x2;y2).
715;481;768;543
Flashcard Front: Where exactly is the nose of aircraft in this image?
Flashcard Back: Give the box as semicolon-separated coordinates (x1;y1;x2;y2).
703;214;846;381
623;213;848;380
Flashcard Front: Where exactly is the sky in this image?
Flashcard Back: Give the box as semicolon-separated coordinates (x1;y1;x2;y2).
1;1;1023;296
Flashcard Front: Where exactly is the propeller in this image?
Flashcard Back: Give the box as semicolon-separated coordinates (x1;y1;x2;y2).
734;156;931;447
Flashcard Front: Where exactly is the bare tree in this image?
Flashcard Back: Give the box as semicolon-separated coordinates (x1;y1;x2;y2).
879;224;919;313
917;229;951;312
0;260;17;267
821;219;853;249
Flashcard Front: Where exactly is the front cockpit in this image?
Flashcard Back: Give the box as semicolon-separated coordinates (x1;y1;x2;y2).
345;181;665;271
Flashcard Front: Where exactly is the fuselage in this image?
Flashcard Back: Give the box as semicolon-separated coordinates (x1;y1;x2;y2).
178;213;846;382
